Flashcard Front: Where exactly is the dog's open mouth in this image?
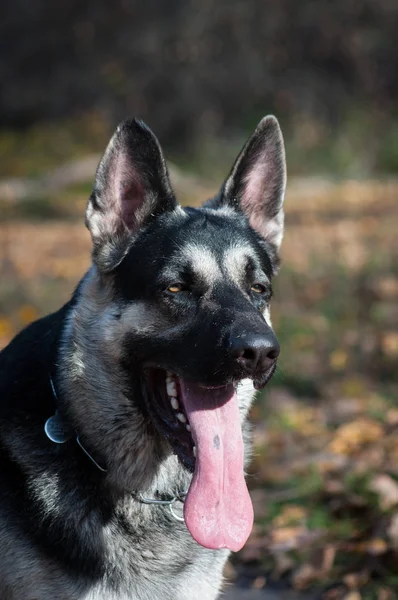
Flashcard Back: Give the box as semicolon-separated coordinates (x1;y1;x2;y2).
143;369;254;552
143;370;196;471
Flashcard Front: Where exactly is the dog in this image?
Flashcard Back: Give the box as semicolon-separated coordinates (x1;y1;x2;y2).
0;115;286;599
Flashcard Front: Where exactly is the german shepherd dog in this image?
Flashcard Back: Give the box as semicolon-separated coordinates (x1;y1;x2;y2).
0;116;286;599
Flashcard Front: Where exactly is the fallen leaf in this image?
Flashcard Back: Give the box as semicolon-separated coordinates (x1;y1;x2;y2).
343;571;369;589
330;349;348;370
361;538;388;555
322;545;336;573
343;592;361;600
370;474;398;510
292;563;318;590
252;576;266;589
387;513;398;546
330;418;384;455
270;526;323;551
381;332;398;357
377;276;398;299
270;526;305;550
272;504;307;527
386;409;398;426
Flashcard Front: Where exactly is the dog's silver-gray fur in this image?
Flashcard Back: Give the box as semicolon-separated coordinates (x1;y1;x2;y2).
0;115;286;599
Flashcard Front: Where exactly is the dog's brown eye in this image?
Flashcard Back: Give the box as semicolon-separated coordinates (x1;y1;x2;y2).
167;283;182;293
251;283;265;294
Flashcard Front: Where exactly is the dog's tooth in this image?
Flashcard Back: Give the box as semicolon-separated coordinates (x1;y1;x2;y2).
170;397;179;410
166;381;177;397
193;446;197;457
176;412;187;423
186;424;191;432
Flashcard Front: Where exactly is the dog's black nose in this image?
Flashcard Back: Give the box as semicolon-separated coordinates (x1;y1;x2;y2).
230;333;280;376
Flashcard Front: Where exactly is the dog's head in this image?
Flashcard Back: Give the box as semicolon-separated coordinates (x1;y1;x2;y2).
84;117;286;551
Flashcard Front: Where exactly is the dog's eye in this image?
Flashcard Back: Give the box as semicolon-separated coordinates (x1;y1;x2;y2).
250;283;266;294
167;283;183;293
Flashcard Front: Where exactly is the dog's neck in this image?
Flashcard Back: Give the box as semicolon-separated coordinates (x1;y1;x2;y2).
57;268;190;497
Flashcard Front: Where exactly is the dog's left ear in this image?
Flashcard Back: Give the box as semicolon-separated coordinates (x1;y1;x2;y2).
86;118;177;271
210;115;286;254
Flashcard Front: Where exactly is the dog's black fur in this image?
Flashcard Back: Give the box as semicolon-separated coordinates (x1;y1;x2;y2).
0;116;286;599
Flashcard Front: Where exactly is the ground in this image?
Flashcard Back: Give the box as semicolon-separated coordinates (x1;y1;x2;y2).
223;587;315;599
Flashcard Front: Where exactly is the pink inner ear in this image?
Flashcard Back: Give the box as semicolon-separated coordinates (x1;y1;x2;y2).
239;149;284;245
241;156;270;205
240;152;272;218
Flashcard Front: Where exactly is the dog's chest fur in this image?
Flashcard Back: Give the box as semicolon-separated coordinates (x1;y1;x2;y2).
86;505;229;600
0;491;227;600
80;498;228;600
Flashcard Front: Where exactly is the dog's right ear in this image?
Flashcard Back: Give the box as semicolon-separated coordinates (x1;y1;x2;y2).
86;118;177;271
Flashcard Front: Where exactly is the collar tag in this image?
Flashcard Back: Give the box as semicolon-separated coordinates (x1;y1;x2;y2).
44;411;74;443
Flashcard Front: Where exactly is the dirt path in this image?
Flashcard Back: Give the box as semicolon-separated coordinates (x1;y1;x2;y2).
223;586;315;599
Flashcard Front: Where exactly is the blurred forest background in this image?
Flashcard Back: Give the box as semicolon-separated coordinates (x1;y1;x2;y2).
0;1;397;599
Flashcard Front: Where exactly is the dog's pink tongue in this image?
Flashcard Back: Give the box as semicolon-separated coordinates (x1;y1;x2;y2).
179;381;253;552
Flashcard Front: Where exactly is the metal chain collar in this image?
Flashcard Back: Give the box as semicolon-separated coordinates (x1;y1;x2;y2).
138;491;188;522
46;377;188;522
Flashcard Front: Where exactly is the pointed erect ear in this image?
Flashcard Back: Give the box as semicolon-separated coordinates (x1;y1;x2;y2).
210;115;286;253
85;118;177;271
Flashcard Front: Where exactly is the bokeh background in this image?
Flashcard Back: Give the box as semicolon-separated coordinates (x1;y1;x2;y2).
0;2;397;598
